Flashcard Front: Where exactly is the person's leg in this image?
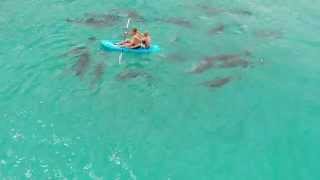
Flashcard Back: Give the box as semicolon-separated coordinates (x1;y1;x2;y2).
116;40;130;45
129;43;141;49
120;41;133;48
120;42;130;46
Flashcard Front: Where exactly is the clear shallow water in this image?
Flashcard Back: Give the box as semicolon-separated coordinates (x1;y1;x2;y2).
0;0;320;179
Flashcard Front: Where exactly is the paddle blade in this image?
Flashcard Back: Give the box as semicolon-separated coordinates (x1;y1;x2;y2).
118;52;123;64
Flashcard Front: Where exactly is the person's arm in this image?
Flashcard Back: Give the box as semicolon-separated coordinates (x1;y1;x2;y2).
128;36;142;48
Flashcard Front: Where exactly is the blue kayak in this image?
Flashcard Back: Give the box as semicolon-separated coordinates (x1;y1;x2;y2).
101;40;160;54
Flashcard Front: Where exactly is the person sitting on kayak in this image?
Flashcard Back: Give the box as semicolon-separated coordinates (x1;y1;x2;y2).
118;28;144;49
141;32;151;49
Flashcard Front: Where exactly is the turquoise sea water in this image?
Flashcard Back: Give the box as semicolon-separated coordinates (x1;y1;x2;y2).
1;0;320;179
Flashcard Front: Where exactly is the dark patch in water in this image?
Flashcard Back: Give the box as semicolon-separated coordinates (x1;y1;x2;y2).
190;51;252;74
127;11;140;18
214;51;251;61
197;5;224;16
62;46;88;57
197;4;252;17
229;9;253;16
88;36;97;41
169;35;180;43
163;53;188;63
190;58;214;74
126;10;146;22
109;9;146;22
159;18;193;28
202;77;232;89
73;52;91;79
208;24;225;35
254;30;282;39
91;62;106;85
66;13;120;27
217;59;250;68
116;69;151;81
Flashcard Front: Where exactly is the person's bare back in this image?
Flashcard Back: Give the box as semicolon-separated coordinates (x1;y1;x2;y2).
142;32;151;48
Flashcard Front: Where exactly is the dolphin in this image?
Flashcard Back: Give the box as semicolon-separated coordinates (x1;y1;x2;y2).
201;77;232;88
61;46;87;57
66;13;120;27
109;9;146;22
88;36;97;42
190;58;215;74
190;51;251;74
208;24;225;35
162;52;188;63
116;69;151;81
72;52;91;79
197;4;225;16
254;30;282;39
229;9;253;16
214;51;251;61
159;18;193;28
126;10;146;22
91;62;106;85
217;58;250;68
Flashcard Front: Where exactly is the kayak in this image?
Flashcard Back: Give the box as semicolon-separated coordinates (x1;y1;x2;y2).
101;40;160;53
